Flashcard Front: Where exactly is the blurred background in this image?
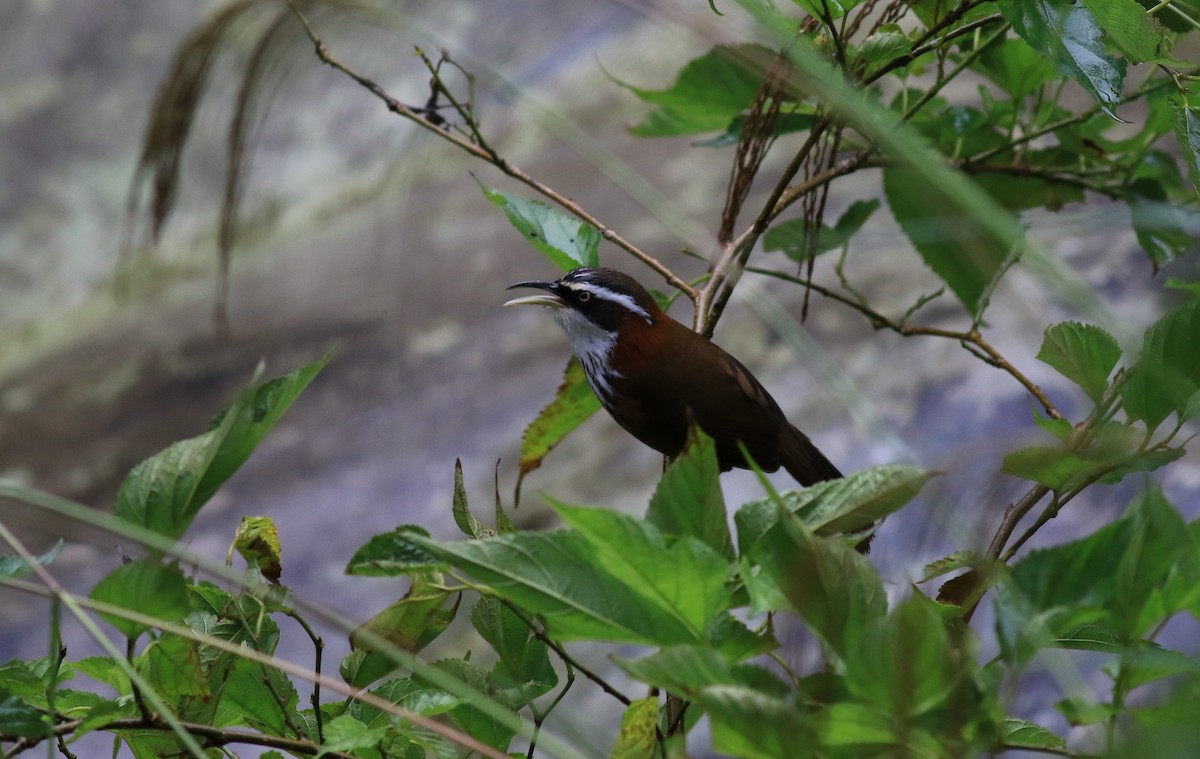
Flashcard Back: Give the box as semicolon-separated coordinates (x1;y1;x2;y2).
2;0;1197;755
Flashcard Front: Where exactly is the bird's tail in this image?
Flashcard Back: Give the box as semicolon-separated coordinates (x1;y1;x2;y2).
778;423;842;486
779;423;877;553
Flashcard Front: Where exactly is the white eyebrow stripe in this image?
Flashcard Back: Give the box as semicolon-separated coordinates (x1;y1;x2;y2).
562;282;653;324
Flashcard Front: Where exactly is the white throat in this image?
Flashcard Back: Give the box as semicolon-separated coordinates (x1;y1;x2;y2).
551;309;619;402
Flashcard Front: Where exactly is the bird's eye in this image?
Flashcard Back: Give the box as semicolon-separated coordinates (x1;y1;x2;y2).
577;291;591;302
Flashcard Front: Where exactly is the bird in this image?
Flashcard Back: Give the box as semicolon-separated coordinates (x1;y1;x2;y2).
504;267;842;486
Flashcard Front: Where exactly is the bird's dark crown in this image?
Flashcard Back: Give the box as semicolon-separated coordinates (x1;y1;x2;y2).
509;267;662;333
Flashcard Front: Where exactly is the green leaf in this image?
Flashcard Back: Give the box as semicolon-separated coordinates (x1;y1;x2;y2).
821;701;904;747
615;645;788;698
216;658;299;737
1033;406;1075;441
855;26;912;78
976;37;1058;99
142;634;208;701
352;677;463;728
517;358;601;480
974;172;1086;212
451;459;484;539
845;593;962;717
883;166;1018;318
470;596;557;702
428;658;518;750
1001;718;1068;751
609;697;659;759
1128;178;1200;271
1036;322;1122;403
997;0;1126;120
646;426;733;560
706;612;779;662
1173;100;1200;193
737;465;933;553
1083;0;1172;63
1113;645;1200;690
626;44;779;137
0;539;62;579
70;657;131;696
481;185;600;271
89;560;191;640
998;489;1191;650
1121;298;1200;429
754;508;887;657
0;691;48;739
407;530;702;644
701;684;816;759
552;500;730;639
694;110;814;148
351;573;457;654
763;199;881;260
318;714;388;755
345;525;445;576
114;353;330;541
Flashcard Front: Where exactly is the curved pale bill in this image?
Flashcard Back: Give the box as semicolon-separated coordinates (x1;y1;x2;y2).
503;281;566;309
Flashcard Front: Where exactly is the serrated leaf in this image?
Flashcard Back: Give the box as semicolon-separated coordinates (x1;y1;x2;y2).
884;166;1017;318
216;658;299;737
407;530;701;645
997;0;1126;120
737;465;933;553
845;594;961;717
1002;446;1107;491
1033;406;1074;441
646;426;733;560
318;714;389;754
0;692;48;739
89;560;191;640
754;509;887;657
1121;298;1200;429
552;500;730;638
115;353;330;541
1002;718;1067;751
1083;0;1172;63
470;596;557;703
1128;178;1200;271
976;37;1058;99
626;44;780;137
702;684;816;759
920;551;984;583
481;186;599;270
856;26;912;78
518;358;601;478
345;525;445;576
615;645;788;699
142;634;208;700
1037;322;1122;403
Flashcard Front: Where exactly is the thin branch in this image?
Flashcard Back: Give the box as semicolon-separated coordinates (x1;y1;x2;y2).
747;267;1062;418
12;715;357;759
287;610;326;742
501;601;631;706
282;0;696;300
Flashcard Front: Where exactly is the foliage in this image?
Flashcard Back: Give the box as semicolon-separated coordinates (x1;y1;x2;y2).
4;0;1200;757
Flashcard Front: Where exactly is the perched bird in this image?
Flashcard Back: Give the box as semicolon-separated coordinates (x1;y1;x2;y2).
504;267;842;486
